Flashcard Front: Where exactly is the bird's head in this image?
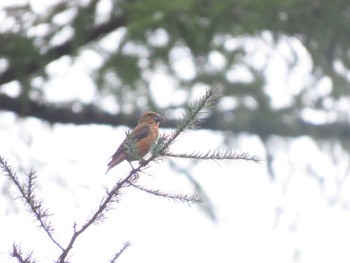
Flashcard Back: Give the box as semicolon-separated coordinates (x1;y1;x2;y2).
138;111;165;126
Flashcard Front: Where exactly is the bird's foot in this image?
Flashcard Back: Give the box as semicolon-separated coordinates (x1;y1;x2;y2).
138;158;147;166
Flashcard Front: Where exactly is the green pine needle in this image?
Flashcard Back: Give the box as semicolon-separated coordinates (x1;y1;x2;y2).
164;150;261;164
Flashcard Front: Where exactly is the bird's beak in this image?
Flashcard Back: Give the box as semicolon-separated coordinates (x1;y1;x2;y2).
154;114;165;122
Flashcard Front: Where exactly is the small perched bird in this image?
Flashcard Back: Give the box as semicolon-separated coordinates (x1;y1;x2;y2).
106;111;164;174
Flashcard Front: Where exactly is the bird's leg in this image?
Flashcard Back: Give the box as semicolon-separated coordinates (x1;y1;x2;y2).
126;161;140;182
128;161;136;171
138;158;147;166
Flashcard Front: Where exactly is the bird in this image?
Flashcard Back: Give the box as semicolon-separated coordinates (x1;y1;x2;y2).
106;111;164;174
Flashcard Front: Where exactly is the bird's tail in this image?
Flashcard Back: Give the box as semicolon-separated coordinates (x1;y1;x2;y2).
105;153;126;174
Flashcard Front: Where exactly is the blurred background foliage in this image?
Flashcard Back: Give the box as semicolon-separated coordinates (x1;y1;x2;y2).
0;0;349;183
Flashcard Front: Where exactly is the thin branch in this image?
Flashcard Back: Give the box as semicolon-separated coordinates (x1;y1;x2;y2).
164;150;262;163
0;157;63;251
57;170;140;262
129;182;201;204
151;87;220;161
110;241;131;263
165;87;220;148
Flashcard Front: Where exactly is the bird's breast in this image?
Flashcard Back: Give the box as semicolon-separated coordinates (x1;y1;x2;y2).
129;125;159;160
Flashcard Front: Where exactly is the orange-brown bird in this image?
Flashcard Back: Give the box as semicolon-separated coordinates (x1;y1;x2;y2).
106;111;164;174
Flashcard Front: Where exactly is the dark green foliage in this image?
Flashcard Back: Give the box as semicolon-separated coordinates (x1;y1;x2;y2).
0;0;349;178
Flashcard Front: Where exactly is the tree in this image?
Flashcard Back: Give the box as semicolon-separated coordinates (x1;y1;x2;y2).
1;0;349;137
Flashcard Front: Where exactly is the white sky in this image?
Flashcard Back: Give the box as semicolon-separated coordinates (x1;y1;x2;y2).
1;1;350;263
1;112;350;263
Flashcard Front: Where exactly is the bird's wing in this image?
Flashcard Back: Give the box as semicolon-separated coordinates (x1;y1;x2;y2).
110;124;151;157
129;123;151;141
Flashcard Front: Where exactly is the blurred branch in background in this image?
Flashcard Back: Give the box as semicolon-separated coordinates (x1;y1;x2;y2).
0;0;349;142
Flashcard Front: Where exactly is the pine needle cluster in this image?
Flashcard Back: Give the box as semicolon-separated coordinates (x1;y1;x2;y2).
150;87;261;164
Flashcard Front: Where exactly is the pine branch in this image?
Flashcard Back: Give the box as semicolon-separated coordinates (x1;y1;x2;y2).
164;150;262;164
176;87;220;132
129;182;201;204
10;243;36;263
110;241;131;263
149;87;261;165
57;170;140;262
167;87;219;145
151;87;221;161
0;156;64;251
1;87;261;263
